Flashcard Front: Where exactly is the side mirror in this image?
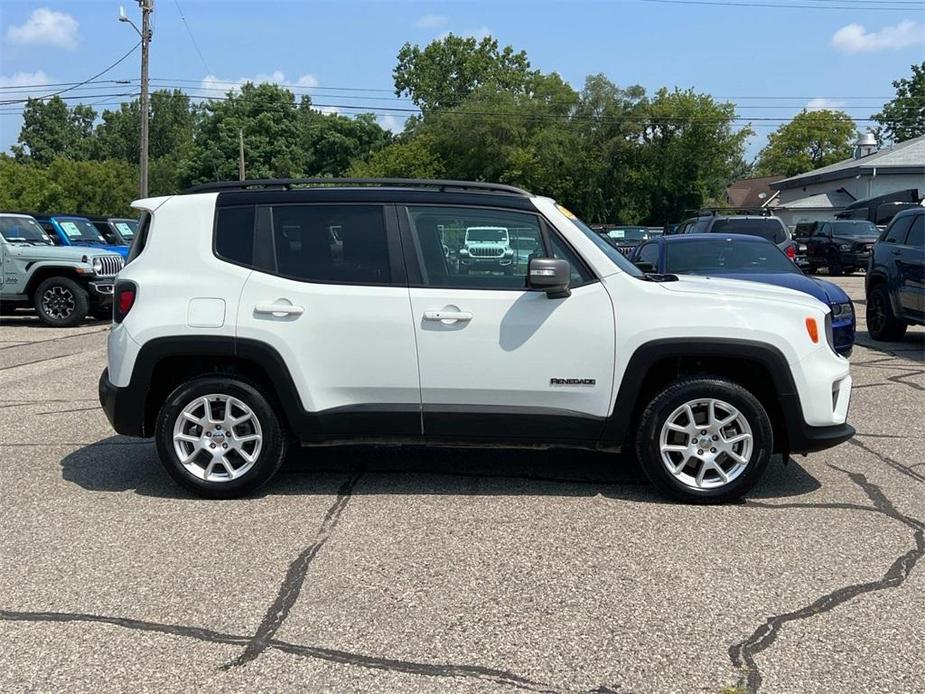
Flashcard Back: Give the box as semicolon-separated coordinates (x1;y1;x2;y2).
634;260;655;272
528;257;570;298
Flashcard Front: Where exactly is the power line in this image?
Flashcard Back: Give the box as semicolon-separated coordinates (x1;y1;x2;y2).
0;43;140;106
172;1;212;75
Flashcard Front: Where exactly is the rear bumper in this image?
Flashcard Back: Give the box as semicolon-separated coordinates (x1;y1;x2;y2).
98;368;146;437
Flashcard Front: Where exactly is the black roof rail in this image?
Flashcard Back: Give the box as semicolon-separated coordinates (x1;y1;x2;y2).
182;178;533;197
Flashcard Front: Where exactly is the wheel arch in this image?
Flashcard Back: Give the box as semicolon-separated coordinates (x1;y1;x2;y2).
24;266;84;296
127;336;304;438
602;339;800;454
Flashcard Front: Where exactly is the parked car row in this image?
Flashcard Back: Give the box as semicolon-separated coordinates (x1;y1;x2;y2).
0;212;130;326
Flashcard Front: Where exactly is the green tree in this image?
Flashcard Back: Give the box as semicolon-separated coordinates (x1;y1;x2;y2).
755;109;855;177
12;96;97;164
180;82;306;185
874;61;925;143
394;34;538;112
298;103;391;176
348;135;444;178
0;156;137;216
95;89;194;162
636;88;750;224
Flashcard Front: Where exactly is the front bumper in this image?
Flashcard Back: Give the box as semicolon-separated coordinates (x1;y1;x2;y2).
88;280;115;306
98;368;146;437
839;251;870;267
786;418;856;454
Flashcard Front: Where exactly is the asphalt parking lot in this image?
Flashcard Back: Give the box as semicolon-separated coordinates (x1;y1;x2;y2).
1;275;923;694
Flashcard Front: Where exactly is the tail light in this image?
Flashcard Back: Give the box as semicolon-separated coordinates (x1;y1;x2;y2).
785;244;796;261
114;280;136;323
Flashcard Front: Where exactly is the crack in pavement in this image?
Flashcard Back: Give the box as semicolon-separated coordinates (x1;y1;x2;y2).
848;438;925;485
0;327;108;351
0;609;578;693
227;471;364;668
730;468;925;694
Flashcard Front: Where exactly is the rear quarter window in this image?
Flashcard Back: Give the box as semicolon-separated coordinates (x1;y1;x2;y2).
214;206;256;267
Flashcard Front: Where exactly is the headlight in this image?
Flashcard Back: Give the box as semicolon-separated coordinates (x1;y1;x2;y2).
838;243;851;251
92;257;103;273
831;302;854;319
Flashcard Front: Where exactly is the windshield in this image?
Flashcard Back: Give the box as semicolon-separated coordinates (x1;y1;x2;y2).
831;221;878;237
567;213;643;277
466;227;508;243
0;216;51;244
710;218;786;244
113;219;137;239
665;238;799;275
56;218;107;244
606;227;649;241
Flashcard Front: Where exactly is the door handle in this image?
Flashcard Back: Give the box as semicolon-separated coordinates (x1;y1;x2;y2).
255;303;304;316
423;310;472;322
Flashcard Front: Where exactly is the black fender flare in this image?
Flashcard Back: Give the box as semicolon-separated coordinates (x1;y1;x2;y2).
600;338;801;450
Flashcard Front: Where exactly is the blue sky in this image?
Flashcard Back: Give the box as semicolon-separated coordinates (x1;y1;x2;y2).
1;0;923;159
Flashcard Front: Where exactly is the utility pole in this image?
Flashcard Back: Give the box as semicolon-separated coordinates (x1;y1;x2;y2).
238;129;245;181
119;1;153;198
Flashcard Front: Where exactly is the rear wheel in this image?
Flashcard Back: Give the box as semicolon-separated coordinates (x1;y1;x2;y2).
635;378;773;503
866;284;907;341
155;377;287;498
33;277;88;327
828;256;844;276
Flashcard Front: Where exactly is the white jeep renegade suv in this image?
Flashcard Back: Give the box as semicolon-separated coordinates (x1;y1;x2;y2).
99;178;853;503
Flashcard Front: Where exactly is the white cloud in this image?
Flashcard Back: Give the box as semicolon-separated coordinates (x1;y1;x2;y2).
6;8;78;49
830;20;925;54
199;71;319;95
416;14;448;29
378;114;405;133
0;70;51;89
805;98;846;111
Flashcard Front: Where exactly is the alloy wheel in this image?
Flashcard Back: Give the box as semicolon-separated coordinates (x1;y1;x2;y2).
42;286;76;320
658;398;753;490
172;394;263;482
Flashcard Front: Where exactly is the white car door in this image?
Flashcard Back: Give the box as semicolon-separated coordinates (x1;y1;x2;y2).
400;204;616;441
235;203;421;438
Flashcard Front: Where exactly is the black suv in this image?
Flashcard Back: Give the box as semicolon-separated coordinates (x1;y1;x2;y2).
865;207;925;341
675;213;801;263
795;220;880;276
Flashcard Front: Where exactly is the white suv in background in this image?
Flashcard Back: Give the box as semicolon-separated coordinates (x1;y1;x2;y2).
99;178;854;503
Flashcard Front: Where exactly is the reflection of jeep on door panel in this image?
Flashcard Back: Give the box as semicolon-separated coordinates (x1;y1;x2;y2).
459;226;514;274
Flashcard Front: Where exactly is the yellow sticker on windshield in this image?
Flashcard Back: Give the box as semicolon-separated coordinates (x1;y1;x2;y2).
556;204;577;220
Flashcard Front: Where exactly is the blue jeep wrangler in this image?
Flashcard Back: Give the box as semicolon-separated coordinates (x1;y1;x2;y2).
865;207;925;341
31;213;130;258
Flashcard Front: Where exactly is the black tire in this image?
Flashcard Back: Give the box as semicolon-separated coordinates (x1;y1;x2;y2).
806;263;818;275
828;257;844;276
33;277;89;328
635;378;773;504
843;267;856;275
91;307;113;321
155;377;288;498
866;284;908;341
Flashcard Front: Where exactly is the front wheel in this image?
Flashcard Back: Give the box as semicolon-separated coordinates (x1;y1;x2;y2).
828;257;844;276
635;378;773;503
155;377;288;498
33;277;89;327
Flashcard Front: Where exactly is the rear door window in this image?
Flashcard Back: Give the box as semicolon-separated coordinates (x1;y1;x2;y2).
271;205;390;285
215;206;256;267
903;214;923;247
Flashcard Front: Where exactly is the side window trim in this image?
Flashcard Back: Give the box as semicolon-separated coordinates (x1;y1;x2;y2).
538;218;597;287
